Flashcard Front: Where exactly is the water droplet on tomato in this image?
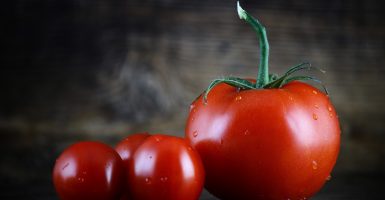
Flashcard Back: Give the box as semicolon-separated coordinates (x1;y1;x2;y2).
62;163;69;170
160;177;168;182
244;130;250;136
193;131;198;137
78;177;85;182
149;155;153;159
328;106;332;112
329;113;333;118
82;171;87;175
145;177;152;184
235;96;242;101
312;113;318;120
289;96;293;101
154;137;160;142
312;90;318;95
314;104;319;109
312;160;318;170
326;175;332;181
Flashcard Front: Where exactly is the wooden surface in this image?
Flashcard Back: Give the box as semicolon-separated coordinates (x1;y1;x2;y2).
1;173;384;199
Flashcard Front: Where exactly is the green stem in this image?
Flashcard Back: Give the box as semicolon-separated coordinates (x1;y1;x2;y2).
237;1;269;88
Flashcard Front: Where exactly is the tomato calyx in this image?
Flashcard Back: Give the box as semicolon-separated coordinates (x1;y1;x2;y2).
203;63;328;103
202;2;328;103
203;77;255;102
263;62;328;93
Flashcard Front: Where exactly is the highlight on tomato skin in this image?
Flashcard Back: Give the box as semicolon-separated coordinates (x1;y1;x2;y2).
127;134;205;200
52;141;124;200
115;132;151;167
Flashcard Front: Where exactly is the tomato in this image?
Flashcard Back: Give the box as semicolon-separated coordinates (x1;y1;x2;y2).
53;141;124;200
116;133;151;167
186;81;340;199
128;134;205;200
115;133;150;200
185;3;340;199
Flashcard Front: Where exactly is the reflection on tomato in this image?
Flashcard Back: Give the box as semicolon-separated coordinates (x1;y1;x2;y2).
116;133;150;167
53;141;124;200
128;135;205;200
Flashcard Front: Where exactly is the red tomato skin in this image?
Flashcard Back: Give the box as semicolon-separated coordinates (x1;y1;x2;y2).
116;132;151;167
186;81;340;200
53;141;124;200
115;133;150;200
128;134;205;200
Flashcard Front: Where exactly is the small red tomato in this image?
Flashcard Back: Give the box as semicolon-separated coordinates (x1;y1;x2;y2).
53;141;124;200
115;132;150;200
116;132;151;168
128;134;205;200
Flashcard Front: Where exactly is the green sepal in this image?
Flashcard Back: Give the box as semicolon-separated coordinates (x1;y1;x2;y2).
269;74;278;82
281;75;329;95
264;62;326;89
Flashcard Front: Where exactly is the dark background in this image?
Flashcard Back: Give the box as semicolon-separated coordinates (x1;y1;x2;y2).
1;0;385;199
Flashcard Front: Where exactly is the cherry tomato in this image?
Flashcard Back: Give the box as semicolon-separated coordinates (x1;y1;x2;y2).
116;132;151;168
53;141;124;200
128;134;205;200
186;81;340;199
115;133;150;200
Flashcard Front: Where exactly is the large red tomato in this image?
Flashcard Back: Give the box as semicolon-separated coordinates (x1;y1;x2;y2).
186;81;340;199
115;132;150;199
128;134;205;200
53;141;124;200
185;3;340;200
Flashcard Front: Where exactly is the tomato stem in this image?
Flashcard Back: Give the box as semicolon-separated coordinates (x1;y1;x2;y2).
202;2;328;104
237;1;269;88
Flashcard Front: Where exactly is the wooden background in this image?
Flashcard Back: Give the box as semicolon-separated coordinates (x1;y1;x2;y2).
1;0;385;199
